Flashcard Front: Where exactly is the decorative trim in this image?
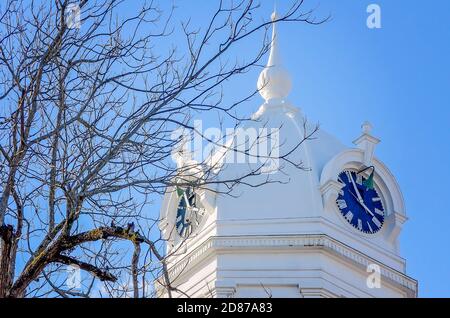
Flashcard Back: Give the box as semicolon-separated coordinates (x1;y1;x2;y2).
320;179;344;212
353;134;380;167
210;280;237;298
251;101;299;120
319;148;407;245
320;149;406;217
299;287;338;298
166;234;417;296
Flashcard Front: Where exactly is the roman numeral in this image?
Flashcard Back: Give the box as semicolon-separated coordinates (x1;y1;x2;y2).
337;199;347;209
345;171;352;182
345;211;353;222
374;208;384;216
367;222;373;233
357;219;363;230
372;197;381;202
356;174;363;185
372;217;382;228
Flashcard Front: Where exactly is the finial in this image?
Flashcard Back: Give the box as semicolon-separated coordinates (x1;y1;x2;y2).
257;10;292;104
362;121;373;134
271;8;278;22
272;1;278;20
353;121;380;166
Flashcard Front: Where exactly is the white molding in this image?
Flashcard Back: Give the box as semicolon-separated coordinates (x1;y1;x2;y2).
213;216;406;267
211;280;237;298
165;234;417;296
319;149;407;246
352;121;380;166
319;179;344;212
320;149;406;217
251;101;299;120
353;134;380;167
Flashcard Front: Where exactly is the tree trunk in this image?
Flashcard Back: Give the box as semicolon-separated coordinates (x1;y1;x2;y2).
0;225;15;298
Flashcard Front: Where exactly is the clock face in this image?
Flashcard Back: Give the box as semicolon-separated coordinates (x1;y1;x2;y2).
176;187;204;238
336;170;385;234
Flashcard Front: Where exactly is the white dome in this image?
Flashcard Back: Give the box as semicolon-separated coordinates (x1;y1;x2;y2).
214;103;346;227
214;12;346;229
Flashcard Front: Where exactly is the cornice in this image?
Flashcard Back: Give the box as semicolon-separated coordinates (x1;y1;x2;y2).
165;234;417;296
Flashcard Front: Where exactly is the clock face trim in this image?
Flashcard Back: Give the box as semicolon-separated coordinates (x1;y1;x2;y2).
336;170;385;234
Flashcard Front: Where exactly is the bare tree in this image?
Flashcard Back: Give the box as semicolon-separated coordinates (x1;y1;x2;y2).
0;0;326;298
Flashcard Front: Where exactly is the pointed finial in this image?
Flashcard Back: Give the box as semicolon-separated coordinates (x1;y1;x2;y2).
257;10;292;104
362;121;373;134
353;121;380;166
271;4;278;21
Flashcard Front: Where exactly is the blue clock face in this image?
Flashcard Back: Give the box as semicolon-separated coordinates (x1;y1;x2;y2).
336;170;384;234
176;187;203;238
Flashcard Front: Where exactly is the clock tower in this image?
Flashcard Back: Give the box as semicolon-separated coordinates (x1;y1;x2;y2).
157;12;417;298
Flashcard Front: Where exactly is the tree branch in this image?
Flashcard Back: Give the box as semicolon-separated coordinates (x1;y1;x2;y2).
54;255;117;283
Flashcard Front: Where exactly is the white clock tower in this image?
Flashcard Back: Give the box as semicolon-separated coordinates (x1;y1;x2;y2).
157;12;417;298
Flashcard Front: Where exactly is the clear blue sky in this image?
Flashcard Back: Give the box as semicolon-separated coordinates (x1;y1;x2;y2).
279;0;450;298
127;0;450;297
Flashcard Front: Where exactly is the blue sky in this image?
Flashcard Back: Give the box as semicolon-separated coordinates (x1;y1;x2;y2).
280;0;450;297
124;0;450;297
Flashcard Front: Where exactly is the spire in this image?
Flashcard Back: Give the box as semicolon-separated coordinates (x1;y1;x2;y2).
257;10;292;104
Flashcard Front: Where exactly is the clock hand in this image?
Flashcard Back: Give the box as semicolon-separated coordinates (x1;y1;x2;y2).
183;192;191;208
361;201;376;218
349;190;375;217
347;171;364;202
